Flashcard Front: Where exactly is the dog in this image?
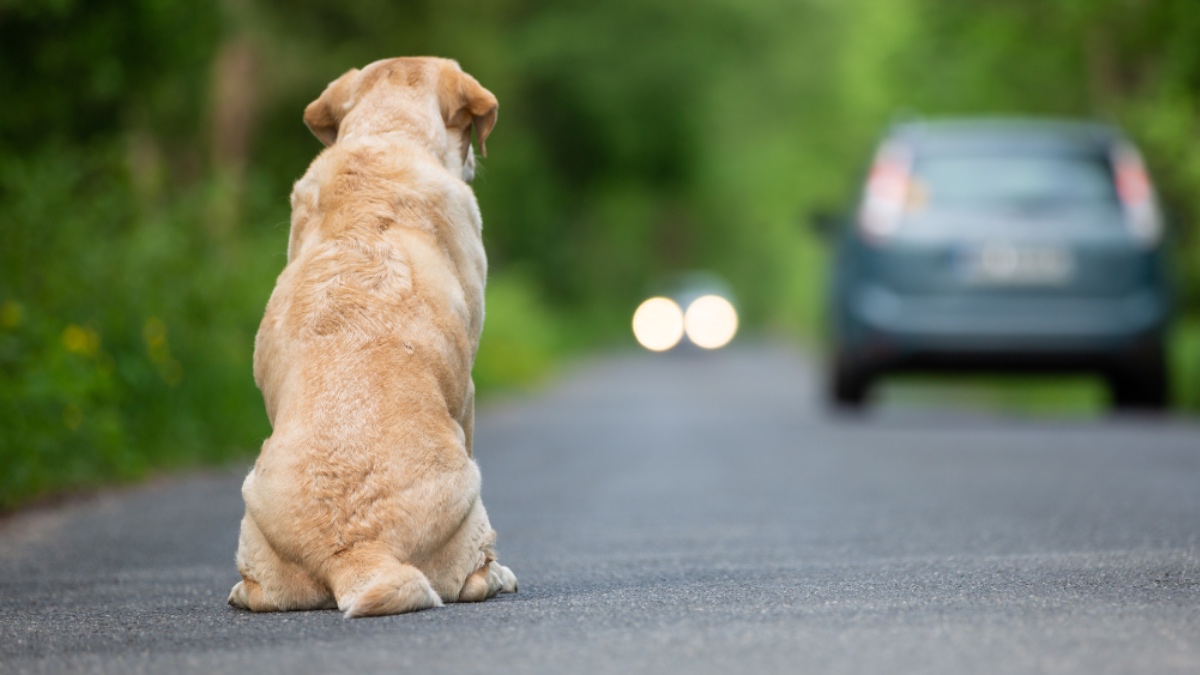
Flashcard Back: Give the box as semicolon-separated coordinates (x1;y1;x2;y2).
228;57;516;618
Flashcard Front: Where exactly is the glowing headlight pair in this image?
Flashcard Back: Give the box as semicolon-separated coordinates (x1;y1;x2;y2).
632;295;738;352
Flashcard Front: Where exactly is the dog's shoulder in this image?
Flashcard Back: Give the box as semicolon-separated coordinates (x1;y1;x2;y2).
276;136;481;341
308;140;472;230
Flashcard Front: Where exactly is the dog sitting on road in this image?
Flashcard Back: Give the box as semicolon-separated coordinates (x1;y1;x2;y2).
228;57;517;618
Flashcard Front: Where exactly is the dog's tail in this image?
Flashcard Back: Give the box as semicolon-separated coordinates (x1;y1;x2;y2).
329;549;442;618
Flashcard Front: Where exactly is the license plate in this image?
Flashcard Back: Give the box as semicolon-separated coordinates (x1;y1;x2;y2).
958;243;1074;285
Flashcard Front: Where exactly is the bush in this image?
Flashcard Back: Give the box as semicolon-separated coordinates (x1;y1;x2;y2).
473;270;564;395
0;145;277;510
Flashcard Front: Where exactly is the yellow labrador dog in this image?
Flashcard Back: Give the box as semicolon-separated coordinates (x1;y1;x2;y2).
228;57;516;618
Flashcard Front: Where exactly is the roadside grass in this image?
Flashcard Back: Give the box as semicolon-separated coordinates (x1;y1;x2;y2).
1171;318;1200;411
879;375;1107;418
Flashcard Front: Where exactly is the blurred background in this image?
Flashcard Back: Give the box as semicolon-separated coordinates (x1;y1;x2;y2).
2;0;1200;510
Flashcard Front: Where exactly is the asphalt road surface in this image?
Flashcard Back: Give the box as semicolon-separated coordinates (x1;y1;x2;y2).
2;343;1198;674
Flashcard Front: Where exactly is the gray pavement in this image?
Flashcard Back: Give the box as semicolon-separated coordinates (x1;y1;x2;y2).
1;343;1198;674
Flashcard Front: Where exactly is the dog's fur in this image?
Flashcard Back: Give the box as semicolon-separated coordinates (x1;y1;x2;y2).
228;57;516;618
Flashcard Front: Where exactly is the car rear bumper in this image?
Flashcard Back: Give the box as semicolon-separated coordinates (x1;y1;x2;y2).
839;284;1168;371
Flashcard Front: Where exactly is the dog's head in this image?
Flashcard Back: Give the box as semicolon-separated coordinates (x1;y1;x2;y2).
303;57;498;182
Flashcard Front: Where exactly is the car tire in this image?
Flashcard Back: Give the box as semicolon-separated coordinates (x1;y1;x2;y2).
1106;342;1170;412
830;351;872;410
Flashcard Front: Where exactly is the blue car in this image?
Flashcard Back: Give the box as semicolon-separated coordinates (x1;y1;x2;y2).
823;118;1172;410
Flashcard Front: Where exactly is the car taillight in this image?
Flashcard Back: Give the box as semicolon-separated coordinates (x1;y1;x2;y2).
1112;143;1162;247
858;141;912;243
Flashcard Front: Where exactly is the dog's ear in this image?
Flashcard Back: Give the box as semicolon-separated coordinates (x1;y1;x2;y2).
439;65;498;158
303;68;362;147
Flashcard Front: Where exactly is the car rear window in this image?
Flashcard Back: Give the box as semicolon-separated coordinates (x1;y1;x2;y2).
908;154;1118;211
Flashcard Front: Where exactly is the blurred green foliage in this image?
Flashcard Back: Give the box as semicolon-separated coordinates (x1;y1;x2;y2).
3;0;1200;509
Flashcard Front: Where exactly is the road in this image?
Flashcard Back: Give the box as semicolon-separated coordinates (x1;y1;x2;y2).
1;343;1198;674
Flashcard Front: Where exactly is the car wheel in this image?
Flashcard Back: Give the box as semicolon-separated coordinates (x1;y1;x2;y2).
1107;342;1170;412
829;351;872;410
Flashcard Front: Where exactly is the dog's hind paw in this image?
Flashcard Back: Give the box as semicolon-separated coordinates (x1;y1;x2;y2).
457;560;517;602
492;561;518;594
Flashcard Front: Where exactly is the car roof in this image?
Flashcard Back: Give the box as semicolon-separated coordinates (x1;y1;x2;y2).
886;118;1125;155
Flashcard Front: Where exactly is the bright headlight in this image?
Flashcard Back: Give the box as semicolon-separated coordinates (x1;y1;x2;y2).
632;297;685;352
683;295;738;349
